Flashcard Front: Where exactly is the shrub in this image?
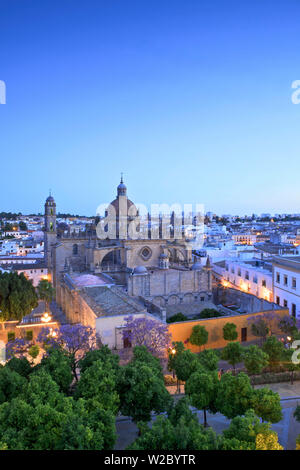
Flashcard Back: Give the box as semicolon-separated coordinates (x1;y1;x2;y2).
167;313;188;323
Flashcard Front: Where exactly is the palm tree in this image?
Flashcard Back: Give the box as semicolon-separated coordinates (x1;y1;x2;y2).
37;279;55;312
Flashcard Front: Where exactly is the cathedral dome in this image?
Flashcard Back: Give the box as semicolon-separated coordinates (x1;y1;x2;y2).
46;195;55;204
133;266;148;274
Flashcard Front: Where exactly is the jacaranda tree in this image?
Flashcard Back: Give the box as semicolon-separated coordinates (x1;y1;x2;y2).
122;315;171;358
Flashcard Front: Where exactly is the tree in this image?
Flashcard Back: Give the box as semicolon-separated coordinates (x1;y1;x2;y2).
117;360;171;424
262;336;285;371
221;341;243;372
0;367;26;404
37;348;73;393
6;357;32;378
198;308;222;319
28;344;39;362
189;325;208;351
223;323;238;342
256;430;283;450
185;370;218;426
122;315;171;358
131;345;163;377
0;272;38;321
172;349;200;392
215;372;253;419
222;409;268;446
243;345;269;375
166;313;188;323
248;316;269;344
198;349;219;372
128;397;218;450
37;324;98;381
37;279;55;311
278;315;298;339
251;388;282;423
78;345;120;375
74;360;119;414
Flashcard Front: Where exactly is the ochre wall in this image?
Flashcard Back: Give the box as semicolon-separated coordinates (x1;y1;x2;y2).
168;309;289;351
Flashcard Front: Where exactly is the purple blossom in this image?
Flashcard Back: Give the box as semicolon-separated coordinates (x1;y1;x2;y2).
122;315;171;358
37;324;98;380
6;338;30;360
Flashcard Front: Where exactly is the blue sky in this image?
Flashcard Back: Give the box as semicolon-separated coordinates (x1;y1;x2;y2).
0;0;300;216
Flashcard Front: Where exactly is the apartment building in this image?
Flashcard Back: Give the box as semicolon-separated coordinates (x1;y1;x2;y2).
273;256;300;318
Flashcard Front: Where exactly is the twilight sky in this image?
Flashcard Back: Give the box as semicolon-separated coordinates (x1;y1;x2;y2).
0;0;300;216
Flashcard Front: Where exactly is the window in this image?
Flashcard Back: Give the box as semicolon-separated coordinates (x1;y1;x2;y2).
225;264;229;271
284;275;288;286
238;269;241;277
25;330;33;341
253;276;258;284
262;280;266;287
284;299;288;308
245;271;249;280
200;296;205;301
231;267;235;274
7;332;15;342
276;296;280;305
140;246;152;261
72;244;78;255
276;273;280;283
292;278;297;289
292;304;296;318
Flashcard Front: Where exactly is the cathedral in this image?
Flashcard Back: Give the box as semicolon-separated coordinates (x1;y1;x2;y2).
44;179;213;348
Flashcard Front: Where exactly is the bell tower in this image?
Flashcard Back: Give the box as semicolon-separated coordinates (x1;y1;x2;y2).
44;193;57;271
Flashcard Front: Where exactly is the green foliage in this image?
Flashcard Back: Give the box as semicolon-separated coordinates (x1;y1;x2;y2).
28;344;39;361
78;345;120;375
189;325;208;350
250;319;269;341
0;367;27;404
223;323;238;341
197;308;222;319
167;341;185;373
294;405;300;423
38;348;73;394
198;349;219;371
6;357;32;378
128;398;218;450
243;345;269;375
221;341;243;370
117;360;171;423
215;372;253;419
166;313;188;323
131;345;163;377
37;279;55;307
74;360;119;414
173;349;200;382
223;409;267;442
251;388;282;423
0;272;38;321
262;336;285;370
185;370;218;425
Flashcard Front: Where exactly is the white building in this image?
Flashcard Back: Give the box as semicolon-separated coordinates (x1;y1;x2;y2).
213;258;273;302
273;256;300;319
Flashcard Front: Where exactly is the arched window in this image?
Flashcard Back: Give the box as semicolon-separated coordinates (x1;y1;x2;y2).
73;244;78;255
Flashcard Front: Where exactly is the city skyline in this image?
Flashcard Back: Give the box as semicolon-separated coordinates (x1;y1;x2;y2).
1;0;300;215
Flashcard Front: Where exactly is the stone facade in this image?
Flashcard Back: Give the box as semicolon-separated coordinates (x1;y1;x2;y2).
44;179;213;347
